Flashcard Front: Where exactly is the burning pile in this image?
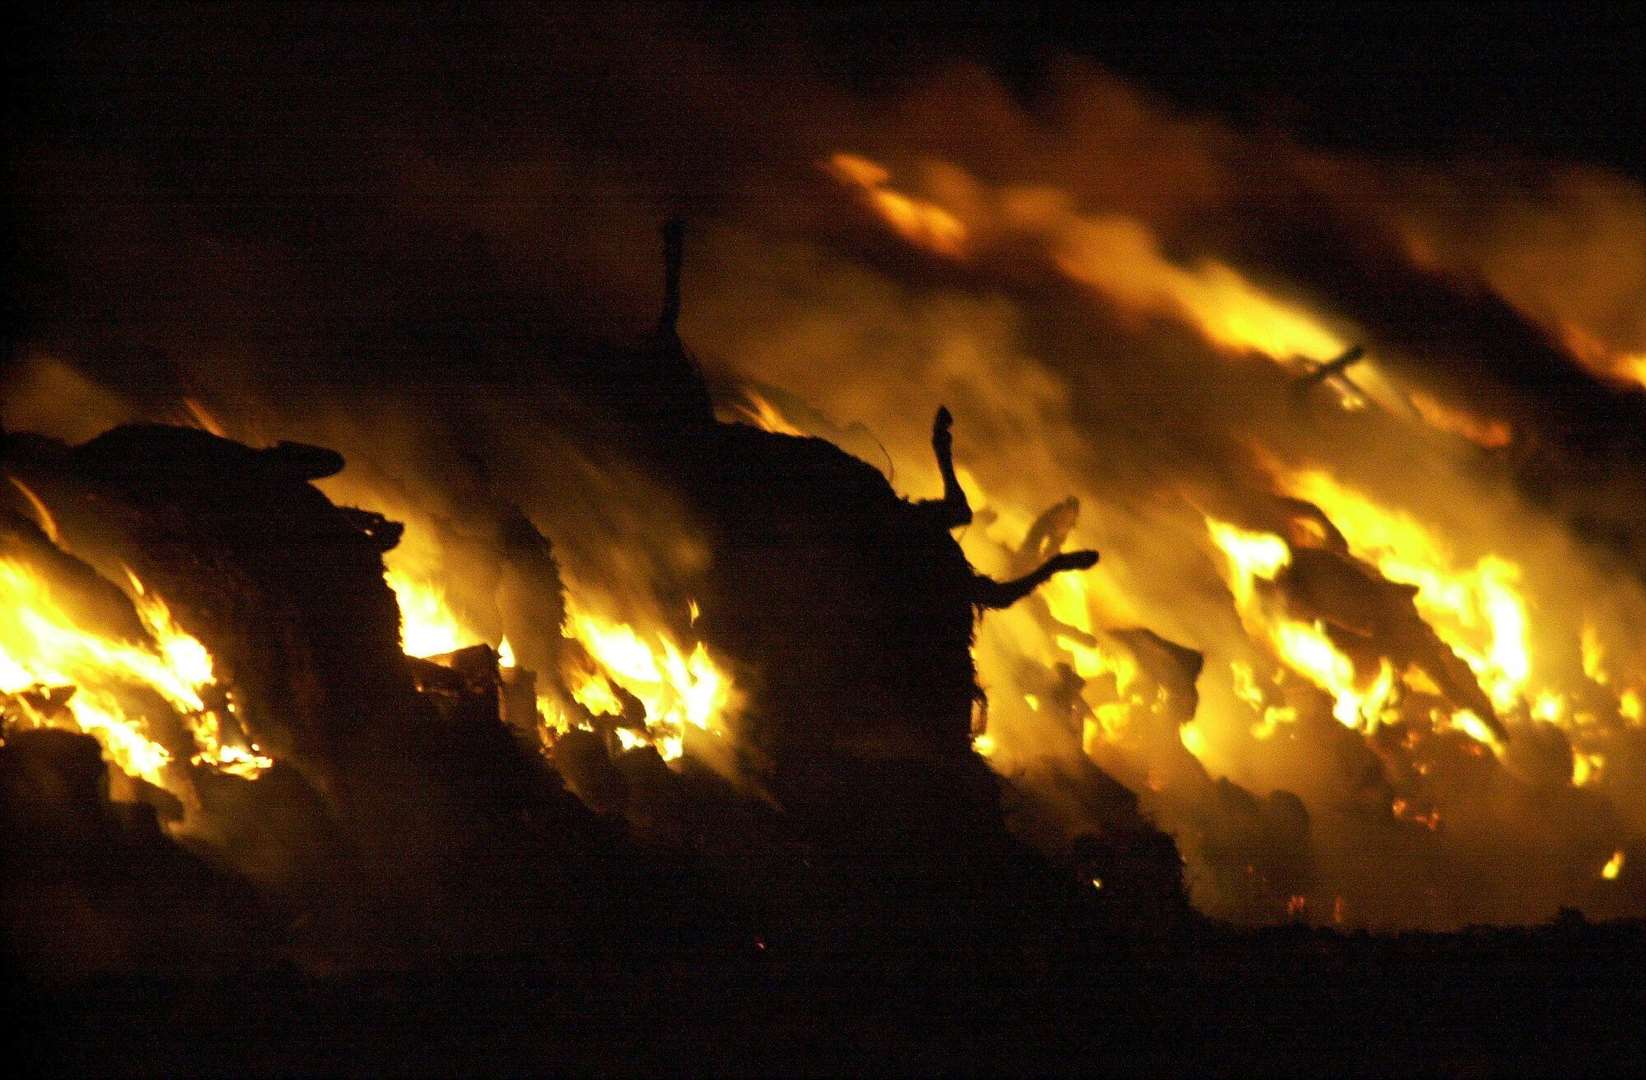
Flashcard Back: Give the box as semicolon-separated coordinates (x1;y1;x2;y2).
5;58;1645;933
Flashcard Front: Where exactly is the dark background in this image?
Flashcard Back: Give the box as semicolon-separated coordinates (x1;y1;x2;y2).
11;2;1643;178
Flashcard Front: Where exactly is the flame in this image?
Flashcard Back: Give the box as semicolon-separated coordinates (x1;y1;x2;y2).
727;390;806;437
1281;469;1532;716
1581;623;1609;685
384;556;735;765
562;603;735;761
0;557;266;787
386;570;477;658
1571;751;1605;787
1601;849;1625;880
1559;323;1646;391
1207;518;1395;730
8;477;60;544
1054;215;1347;365
181;396;227;437
1406;391;1513;448
124;567;271;778
827;153;967;257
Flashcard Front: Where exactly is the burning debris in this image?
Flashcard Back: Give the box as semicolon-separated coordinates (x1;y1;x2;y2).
7;6;1646;1073
0;223;1124;982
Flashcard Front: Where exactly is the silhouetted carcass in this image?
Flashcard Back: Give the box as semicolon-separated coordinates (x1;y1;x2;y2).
610;222;1100;842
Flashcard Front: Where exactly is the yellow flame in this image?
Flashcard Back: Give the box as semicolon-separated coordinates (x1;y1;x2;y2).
563;604;736;762
1601;849;1625;880
1571;751;1605;787
124;567;270;779
386;570;476;658
727;391;806;436
1448;710;1503;752
1282;469;1532;715
1207;518;1394;730
1179;721;1209;760
1581;623;1609;685
0;557;266;787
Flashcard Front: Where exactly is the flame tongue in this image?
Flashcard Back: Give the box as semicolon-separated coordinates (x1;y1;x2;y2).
384;565;735;765
0;556;267;788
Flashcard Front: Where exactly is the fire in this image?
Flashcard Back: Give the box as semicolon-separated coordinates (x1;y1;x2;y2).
1207;518;1394;730
384;560;735;765
1280;469;1532;716
563;603;735;761
1559;323;1646;391
1406;391;1513;448
726;389;806;437
386;570;476;658
8;477;60;544
826;151;1349;368
1601;849;1625;880
124;567;270;778
0;556;267;787
827;153;967;257
1054;215;1348;365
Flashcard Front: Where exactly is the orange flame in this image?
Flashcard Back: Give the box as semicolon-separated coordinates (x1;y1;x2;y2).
827;153;968;257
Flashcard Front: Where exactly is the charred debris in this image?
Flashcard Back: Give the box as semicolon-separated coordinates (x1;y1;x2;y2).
4;224;1644;1076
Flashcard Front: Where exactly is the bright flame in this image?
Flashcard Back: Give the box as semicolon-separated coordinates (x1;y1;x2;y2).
1207;518;1395;730
125;566;270;779
1601;849;1625;880
0;557;265;787
1282;469;1533;716
386;570;476;658
562;604;736;760
1581;623;1609;685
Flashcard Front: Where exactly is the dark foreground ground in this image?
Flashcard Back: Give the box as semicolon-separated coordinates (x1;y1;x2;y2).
9;853;1644;1079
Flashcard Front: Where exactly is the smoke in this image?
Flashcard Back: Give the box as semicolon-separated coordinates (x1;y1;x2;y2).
9;8;1645;927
